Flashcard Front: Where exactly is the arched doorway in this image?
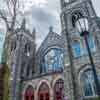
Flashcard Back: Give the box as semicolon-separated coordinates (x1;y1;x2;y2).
38;82;50;100
54;79;64;100
24;85;34;100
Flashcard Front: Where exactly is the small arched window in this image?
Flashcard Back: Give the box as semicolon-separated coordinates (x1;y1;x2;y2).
54;79;64;100
11;41;17;51
83;34;96;54
87;34;95;50
71;40;81;57
72;11;83;27
24;85;34;100
26;63;30;76
21;62;25;77
24;43;31;56
38;82;50;100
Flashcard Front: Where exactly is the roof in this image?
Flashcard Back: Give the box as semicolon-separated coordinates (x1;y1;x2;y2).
36;30;64;56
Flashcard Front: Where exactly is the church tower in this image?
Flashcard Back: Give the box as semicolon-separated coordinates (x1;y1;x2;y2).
8;19;36;100
60;0;100;100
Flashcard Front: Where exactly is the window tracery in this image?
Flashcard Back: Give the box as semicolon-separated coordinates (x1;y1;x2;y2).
80;69;100;97
40;48;64;73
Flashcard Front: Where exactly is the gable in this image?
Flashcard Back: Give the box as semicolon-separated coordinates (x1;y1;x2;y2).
36;31;64;57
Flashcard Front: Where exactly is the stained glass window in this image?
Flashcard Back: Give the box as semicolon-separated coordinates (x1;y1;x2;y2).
81;70;100;97
54;79;64;100
25;86;34;100
38;83;50;100
87;35;95;50
40;48;63;73
72;40;81;57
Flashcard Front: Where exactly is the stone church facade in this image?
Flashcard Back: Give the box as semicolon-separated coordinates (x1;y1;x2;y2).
8;0;100;100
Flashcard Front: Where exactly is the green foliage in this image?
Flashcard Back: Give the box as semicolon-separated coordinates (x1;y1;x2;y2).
83;97;98;100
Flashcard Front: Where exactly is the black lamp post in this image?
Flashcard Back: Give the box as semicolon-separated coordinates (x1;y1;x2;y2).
75;16;100;99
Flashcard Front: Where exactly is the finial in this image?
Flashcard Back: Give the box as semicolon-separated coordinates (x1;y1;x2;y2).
60;0;66;9
32;28;36;34
49;26;53;32
21;18;26;30
32;27;36;39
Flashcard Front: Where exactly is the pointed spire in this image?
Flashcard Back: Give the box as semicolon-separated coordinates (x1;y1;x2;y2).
60;0;66;9
32;28;36;34
21;18;26;30
49;26;53;33
32;27;36;39
32;28;36;56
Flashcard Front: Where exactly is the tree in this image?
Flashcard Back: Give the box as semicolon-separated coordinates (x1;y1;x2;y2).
0;0;24;32
0;0;24;100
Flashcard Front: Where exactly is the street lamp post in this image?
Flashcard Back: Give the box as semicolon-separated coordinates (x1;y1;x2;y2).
75;17;100;99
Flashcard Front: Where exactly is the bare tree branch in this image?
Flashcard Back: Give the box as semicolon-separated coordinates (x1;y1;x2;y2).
0;11;9;30
5;0;13;17
11;0;17;29
0;0;24;33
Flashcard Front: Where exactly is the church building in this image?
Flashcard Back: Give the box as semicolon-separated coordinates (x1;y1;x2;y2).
8;0;100;100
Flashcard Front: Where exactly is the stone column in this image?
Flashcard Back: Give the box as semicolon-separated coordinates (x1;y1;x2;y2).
50;88;54;100
14;35;23;100
64;64;75;100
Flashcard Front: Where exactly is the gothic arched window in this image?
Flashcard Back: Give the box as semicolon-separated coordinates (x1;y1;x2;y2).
87;34;96;51
40;48;64;73
24;43;31;56
21;62;25;78
26;63;30;76
54;79;64;100
80;69;100;97
11;40;17;51
83;34;96;54
71;40;81;57
24;85;34;100
38;82;50;100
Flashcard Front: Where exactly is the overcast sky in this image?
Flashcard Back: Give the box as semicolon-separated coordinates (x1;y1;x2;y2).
92;0;100;16
26;0;100;48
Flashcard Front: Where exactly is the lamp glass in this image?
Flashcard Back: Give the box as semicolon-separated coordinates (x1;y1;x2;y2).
84;18;89;31
75;18;89;33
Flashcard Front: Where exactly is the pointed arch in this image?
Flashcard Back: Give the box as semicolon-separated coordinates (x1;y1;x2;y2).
78;65;100;98
53;78;64;100
22;82;35;100
53;76;64;88
36;80;51;100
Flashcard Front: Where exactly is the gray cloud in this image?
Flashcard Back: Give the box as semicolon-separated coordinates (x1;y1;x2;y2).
30;0;100;49
92;0;100;17
32;7;57;32
31;4;61;48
